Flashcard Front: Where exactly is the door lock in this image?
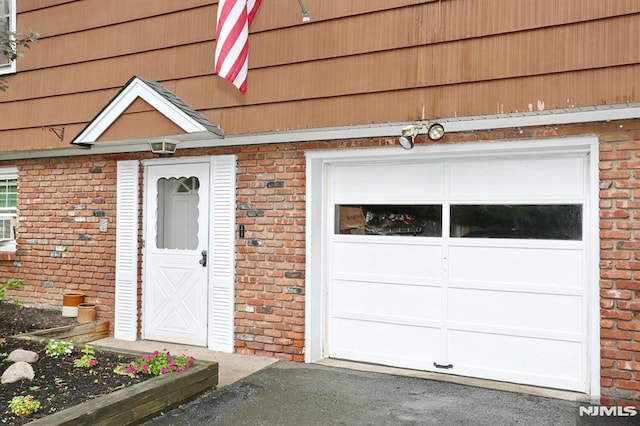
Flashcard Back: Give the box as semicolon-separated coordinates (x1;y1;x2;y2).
199;250;207;267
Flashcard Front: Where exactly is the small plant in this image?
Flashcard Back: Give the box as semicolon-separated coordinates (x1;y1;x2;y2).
73;344;98;368
1;279;24;308
7;278;24;289
8;395;40;417
44;339;73;358
127;350;195;377
0;337;5;347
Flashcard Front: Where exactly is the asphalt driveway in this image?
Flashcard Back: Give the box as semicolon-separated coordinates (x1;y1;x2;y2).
138;361;630;426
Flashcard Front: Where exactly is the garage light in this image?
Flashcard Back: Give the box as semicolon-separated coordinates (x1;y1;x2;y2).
398;122;445;150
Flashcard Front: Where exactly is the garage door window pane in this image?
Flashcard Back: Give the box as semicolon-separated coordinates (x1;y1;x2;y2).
450;204;582;240
336;205;442;236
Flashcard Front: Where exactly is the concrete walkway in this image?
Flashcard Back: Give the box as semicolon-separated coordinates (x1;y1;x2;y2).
91;337;278;387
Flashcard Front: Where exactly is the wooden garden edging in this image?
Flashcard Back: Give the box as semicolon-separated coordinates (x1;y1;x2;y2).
11;322;219;425
26;359;218;425
13;320;110;343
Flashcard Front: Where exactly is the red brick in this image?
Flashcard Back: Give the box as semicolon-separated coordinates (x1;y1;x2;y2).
601;309;634;320
602;349;633;361
619;342;640;351
618;301;640;311
617;380;640;391
602;369;632;379
600;329;632;340
618;361;640;371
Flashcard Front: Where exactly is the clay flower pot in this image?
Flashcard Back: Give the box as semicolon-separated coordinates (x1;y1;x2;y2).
62;293;85;317
77;303;97;323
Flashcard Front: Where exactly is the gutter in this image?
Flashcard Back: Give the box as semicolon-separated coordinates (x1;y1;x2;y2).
1;103;639;161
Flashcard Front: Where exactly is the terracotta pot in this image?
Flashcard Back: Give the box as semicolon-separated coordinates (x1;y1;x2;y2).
62;293;85;317
77;303;97;323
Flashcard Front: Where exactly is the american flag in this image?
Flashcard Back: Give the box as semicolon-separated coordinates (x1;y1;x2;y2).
214;0;262;94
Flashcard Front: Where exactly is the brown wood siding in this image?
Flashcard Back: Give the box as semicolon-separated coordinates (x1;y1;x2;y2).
1;0;639;151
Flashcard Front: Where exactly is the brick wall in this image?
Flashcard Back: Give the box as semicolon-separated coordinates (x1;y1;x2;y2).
234;144;307;361
0;119;638;402
596;120;640;407
0;156;118;322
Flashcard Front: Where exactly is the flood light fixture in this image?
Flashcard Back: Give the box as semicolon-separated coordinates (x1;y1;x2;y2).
397;121;446;150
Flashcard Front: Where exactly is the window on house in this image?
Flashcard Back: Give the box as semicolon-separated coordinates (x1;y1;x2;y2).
155;176;200;250
0;0;15;73
0;168;17;250
335;204;442;236
450;204;582;240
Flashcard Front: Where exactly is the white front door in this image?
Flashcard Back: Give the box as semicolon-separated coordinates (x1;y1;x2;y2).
143;162;210;346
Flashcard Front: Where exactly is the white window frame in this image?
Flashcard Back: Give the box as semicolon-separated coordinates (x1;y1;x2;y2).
0;0;17;76
0;167;17;252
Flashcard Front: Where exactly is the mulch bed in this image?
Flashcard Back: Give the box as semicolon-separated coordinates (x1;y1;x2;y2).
0;302;150;425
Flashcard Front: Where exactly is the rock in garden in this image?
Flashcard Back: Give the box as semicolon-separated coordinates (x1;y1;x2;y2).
1;361;35;384
7;349;40;363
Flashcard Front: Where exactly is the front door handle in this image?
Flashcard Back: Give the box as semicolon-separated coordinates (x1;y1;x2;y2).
199;250;207;267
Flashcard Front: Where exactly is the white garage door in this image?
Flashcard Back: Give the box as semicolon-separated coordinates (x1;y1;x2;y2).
327;154;589;392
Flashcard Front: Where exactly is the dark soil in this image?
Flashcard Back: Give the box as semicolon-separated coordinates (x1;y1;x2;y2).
0;302;149;425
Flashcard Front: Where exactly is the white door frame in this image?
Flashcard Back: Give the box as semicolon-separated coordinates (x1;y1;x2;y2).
305;136;600;398
140;154;237;352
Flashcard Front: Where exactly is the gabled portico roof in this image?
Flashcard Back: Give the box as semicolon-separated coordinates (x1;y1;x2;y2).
71;76;223;147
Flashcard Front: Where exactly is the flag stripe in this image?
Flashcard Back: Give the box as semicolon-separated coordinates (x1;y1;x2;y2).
215;0;262;94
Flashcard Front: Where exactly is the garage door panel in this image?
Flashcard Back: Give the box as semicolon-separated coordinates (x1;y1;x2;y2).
448;157;585;199
333;240;442;280
448;245;583;288
326;152;589;393
333;279;443;322
331;163;444;201
448;330;585;392
331;318;440;371
448;288;582;334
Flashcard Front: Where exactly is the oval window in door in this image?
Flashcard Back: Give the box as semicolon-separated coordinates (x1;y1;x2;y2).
155;176;200;249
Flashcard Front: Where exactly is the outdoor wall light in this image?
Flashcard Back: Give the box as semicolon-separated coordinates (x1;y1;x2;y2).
297;0;311;22
148;138;179;156
398;122;445;150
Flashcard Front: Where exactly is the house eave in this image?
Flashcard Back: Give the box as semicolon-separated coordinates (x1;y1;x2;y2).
2;103;639;161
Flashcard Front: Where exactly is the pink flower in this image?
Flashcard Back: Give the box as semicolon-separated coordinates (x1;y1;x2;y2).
128;365;135;373
142;364;149;371
161;367;167;374
153;350;159;357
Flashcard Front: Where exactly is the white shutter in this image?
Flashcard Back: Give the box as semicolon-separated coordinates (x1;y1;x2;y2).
115;160;139;341
208;155;236;352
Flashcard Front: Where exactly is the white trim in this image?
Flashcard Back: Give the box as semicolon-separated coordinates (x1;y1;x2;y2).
305;137;600;396
114;160;140;341
0;0;17;76
587;137;601;401
208;154;237;352
2;102;639;161
0;165;18;252
0;166;17;178
72;77;210;145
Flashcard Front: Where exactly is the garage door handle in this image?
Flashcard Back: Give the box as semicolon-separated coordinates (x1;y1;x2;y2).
199;250;207;267
433;362;453;369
